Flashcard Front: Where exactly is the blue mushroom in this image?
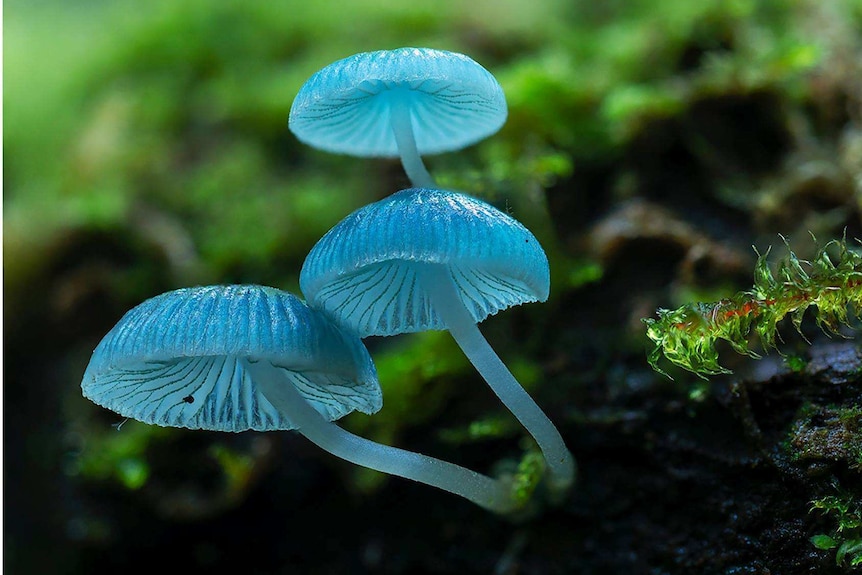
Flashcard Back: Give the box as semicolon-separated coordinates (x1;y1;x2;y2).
300;189;575;497
289;47;507;189
81;285;519;513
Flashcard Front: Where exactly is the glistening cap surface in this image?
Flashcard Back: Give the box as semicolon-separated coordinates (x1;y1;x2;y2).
289;47;507;157
81;285;381;431
300;188;550;337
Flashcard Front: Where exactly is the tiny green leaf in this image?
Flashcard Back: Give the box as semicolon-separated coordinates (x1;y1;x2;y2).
810;534;838;550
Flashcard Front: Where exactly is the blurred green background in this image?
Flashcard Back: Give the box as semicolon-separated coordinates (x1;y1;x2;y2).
5;0;862;572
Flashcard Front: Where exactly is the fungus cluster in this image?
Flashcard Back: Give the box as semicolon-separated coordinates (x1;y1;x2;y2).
82;48;573;513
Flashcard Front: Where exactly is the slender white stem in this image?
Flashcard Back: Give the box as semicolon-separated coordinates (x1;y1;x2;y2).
242;358;517;514
416;264;576;497
388;91;435;189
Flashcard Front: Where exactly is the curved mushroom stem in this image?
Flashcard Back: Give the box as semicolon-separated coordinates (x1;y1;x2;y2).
389;91;435;189
242;358;518;514
416;264;576;499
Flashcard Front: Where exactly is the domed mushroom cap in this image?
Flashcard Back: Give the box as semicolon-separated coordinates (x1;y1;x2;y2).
300;188;549;337
81;285;381;432
289;47;507;157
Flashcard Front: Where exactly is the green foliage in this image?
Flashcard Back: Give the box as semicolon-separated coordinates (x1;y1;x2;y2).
439;414;522;444
208;444;257;504
437;141;573;194
5;0;832;296
644;236;862;378
510;450;546;507
563;258;604;290
342;332;470;493
811;491;862;567
784;354;808;373
70;420;170;490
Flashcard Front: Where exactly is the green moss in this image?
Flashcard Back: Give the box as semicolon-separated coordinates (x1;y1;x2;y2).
783;354;808;373
6;0;838;298
70;420;170;490
208;444;256;503
645;236;862;378
352;332;468;439
563;258;604;291
510;449;545;507
115;458;150;490
343;332;470;492
811;490;862;567
439;414;522;444
601;84;686;143
789;404;862;470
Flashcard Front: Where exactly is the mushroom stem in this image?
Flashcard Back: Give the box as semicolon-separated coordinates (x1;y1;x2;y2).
242;358;518;514
389;91;435;189
417;264;576;498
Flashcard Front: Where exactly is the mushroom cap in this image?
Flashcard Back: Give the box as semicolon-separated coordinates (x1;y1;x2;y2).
300;188;549;337
81;285;381;432
288;47;507;157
